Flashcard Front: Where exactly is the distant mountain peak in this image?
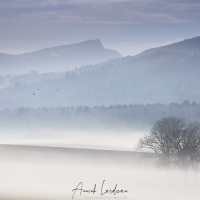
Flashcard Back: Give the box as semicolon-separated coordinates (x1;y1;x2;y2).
74;38;104;49
83;38;102;44
0;39;121;75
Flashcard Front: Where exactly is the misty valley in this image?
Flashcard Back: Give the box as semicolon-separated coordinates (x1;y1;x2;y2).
0;37;200;200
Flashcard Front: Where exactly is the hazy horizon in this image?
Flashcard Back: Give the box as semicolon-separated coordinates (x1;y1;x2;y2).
0;37;185;57
1;0;200;56
1;1;200;199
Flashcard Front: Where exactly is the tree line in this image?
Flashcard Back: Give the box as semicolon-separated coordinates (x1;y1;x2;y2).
0;101;200;130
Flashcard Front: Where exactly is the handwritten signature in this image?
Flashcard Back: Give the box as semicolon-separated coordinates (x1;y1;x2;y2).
72;180;128;199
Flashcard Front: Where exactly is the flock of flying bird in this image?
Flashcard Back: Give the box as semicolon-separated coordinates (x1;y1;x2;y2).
32;88;59;96
4;88;60;110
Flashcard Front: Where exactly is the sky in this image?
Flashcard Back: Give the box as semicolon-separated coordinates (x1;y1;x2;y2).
0;0;200;56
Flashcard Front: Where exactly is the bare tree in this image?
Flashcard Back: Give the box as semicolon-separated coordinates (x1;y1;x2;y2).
138;117;200;172
183;122;200;174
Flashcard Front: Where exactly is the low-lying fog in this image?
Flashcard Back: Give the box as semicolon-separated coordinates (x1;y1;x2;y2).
0;129;199;200
0;129;143;150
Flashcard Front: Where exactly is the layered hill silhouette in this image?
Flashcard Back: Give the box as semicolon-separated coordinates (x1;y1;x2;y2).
0;36;200;107
139;36;200;56
0;39;121;75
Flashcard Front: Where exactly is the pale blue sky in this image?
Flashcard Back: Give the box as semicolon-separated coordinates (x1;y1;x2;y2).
0;0;200;55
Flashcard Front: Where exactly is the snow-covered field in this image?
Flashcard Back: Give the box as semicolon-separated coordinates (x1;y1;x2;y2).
0;144;199;200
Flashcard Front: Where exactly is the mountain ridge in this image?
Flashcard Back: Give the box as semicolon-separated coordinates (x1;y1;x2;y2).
19;39;105;56
139;36;200;57
0;39;121;75
0;36;200;107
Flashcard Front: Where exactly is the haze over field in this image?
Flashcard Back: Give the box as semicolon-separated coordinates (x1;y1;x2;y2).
1;0;200;199
0;145;199;200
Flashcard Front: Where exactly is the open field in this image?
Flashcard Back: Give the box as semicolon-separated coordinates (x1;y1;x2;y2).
0;144;199;200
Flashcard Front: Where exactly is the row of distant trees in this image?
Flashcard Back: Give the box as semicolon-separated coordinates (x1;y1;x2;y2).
138;117;200;174
0;101;200;129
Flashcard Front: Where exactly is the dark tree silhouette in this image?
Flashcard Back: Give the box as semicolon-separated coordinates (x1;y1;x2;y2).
138;117;200;172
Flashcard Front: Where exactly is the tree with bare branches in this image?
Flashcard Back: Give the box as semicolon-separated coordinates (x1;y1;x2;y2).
138;117;200;173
